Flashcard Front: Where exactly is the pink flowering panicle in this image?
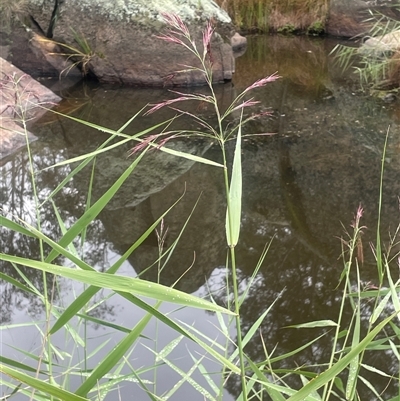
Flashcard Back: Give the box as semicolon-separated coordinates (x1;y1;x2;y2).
156;13;196;52
242;73;281;95
350;205;366;266
231;99;261;112
129;12;280;156
160;13;191;38
144;96;194;115
351;205;365;231
145;90;213;115
128;133;177;156
202;20;215;64
157;13;215;65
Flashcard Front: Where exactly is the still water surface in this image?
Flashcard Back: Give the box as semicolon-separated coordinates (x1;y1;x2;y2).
1;35;400;400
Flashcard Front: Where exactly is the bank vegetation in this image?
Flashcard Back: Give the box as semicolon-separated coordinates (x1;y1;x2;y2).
216;0;328;34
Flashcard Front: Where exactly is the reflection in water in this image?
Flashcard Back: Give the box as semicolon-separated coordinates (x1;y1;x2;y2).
1;35;400;399
0;148;113;326
278;138;330;262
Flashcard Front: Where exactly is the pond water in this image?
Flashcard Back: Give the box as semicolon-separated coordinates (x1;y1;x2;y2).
1;34;400;400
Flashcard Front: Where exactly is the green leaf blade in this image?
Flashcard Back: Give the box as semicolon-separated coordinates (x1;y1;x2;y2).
226;123;242;247
0;254;235;315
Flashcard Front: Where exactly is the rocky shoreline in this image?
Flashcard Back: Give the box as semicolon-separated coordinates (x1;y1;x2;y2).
0;58;61;160
0;0;396;159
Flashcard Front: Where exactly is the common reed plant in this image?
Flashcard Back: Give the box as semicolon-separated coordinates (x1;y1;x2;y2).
0;13;399;401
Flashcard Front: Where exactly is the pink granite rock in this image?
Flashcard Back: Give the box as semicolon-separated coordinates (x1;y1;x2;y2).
21;0;235;86
0;57;61;159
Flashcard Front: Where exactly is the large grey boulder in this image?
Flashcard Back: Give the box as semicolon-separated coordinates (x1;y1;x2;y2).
326;0;370;37
20;0;236;86
359;30;400;57
326;0;399;38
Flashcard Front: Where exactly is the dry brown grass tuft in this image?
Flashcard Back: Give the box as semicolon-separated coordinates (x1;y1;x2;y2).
0;0;29;30
216;0;328;33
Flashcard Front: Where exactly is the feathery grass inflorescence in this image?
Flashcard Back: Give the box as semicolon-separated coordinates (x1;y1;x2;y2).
0;11;398;401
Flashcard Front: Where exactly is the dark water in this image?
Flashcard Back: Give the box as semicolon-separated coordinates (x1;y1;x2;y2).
1;35;400;400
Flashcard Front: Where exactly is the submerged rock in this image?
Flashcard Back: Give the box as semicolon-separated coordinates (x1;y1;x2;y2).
10;0;237;86
231;32;247;54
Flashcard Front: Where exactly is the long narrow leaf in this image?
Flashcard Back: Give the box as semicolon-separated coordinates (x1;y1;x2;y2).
386;260;400;321
346;266;362;400
0;254;235;315
155;144;224;168
146;341;215;401
39;108;223;169
0;272;36;295
39;109;146;204
230;297;281;363
0;356;43;374
0;364;89;401
50;191;187;334
40;108;168;169
245;358;302;401
44;150;147;264
111;293;240;374
266;333;328;365
226;121;242;247
371;290;392;324
189;351;220;396
375;128;390;284
286;312;397;401
75;313;133;334
0;217;35;237
285;320;338;329
75;306;156;397
51;280;240;375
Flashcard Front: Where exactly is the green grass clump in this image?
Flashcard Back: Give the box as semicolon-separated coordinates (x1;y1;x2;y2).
0;0;28;30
